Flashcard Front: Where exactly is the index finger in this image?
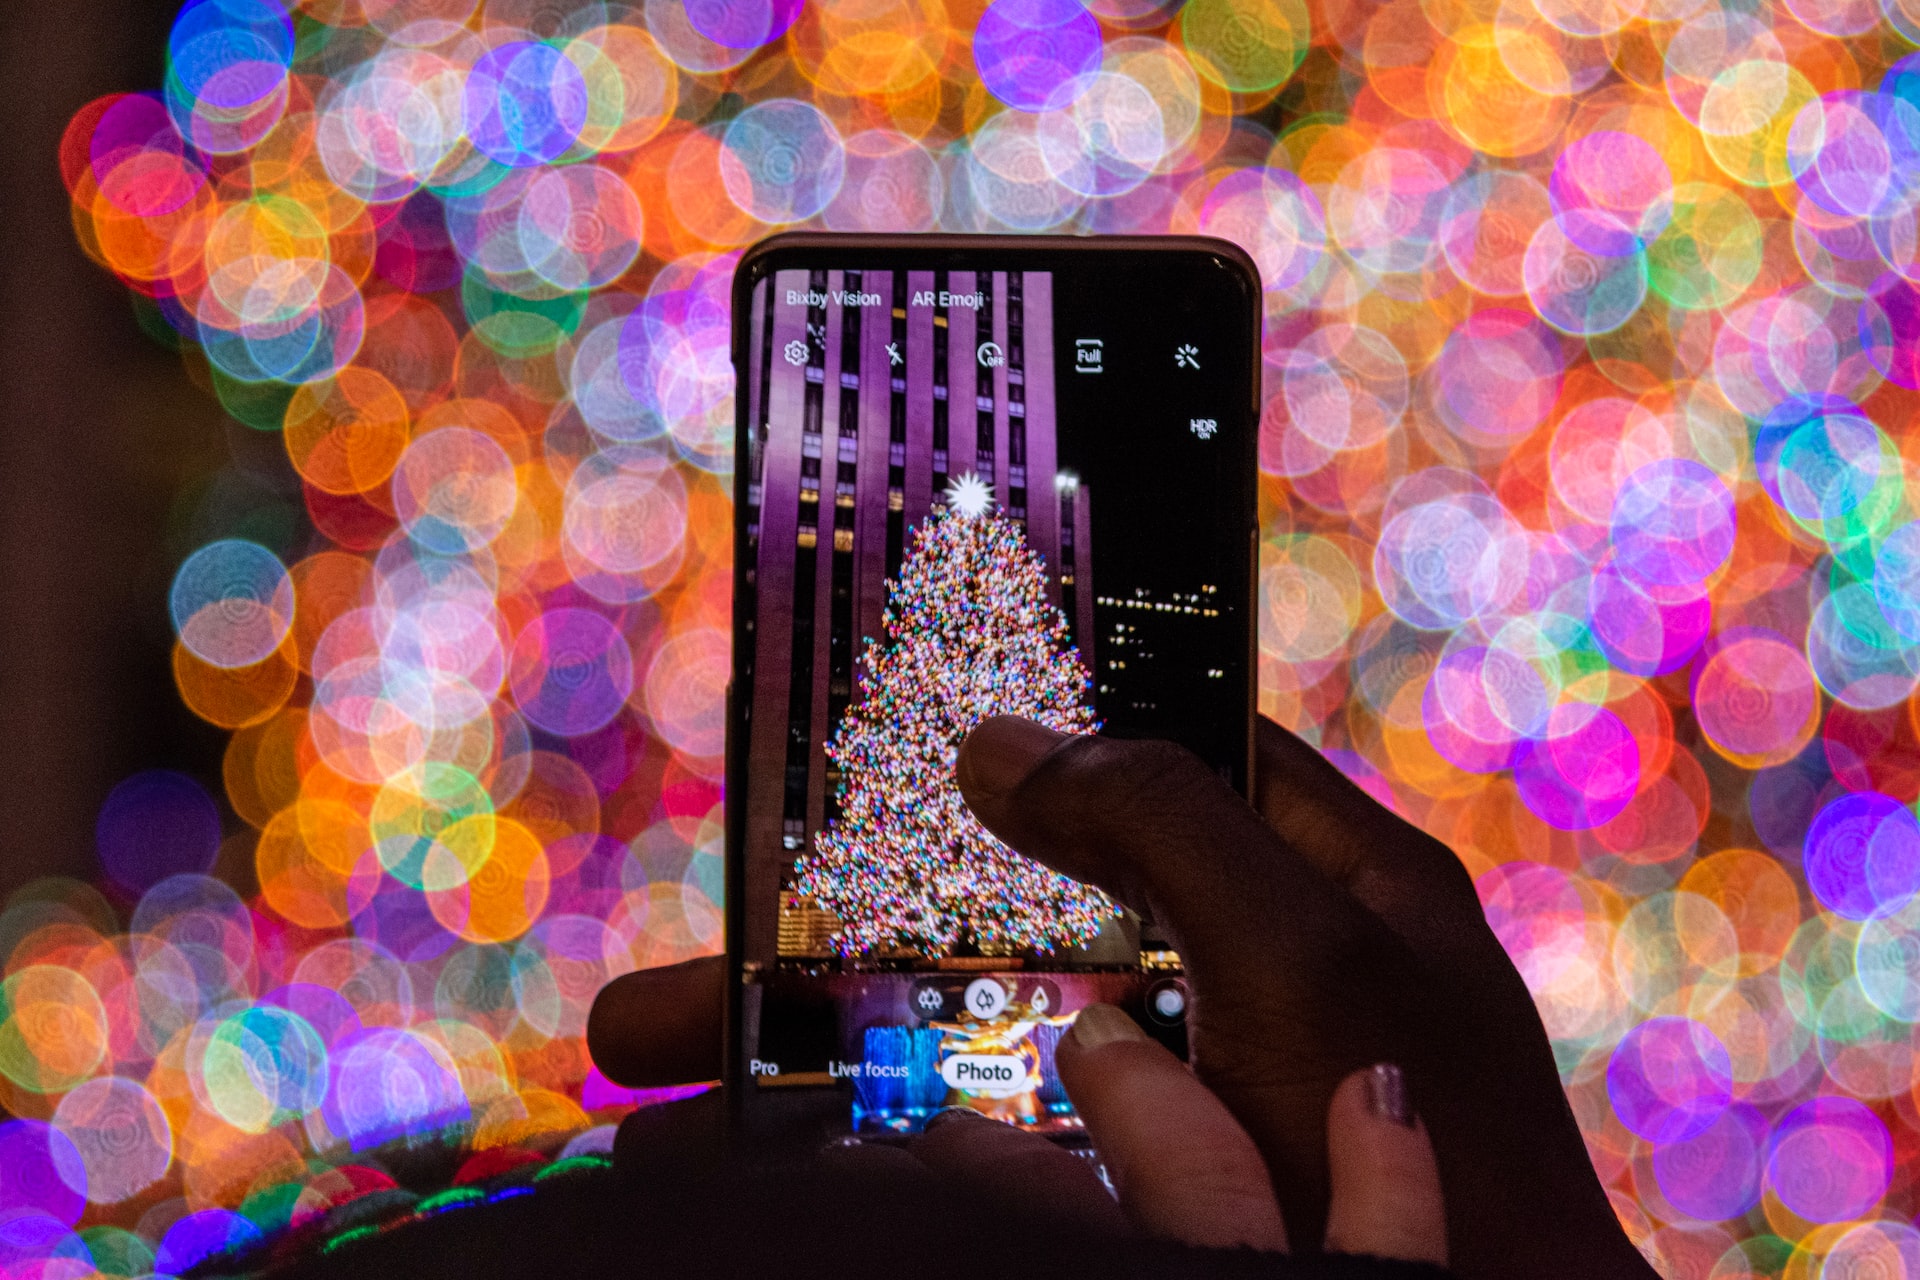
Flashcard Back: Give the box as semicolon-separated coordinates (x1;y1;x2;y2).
955;716;1391;988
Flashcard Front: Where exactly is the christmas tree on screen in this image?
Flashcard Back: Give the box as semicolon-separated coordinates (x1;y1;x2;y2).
795;474;1117;958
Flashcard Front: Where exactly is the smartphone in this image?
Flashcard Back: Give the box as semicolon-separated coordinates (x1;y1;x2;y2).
726;234;1260;1154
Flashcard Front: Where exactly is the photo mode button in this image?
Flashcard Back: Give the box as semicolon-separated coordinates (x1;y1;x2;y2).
940;1053;1030;1098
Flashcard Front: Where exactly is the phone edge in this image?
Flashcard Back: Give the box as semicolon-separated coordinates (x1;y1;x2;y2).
724;233;1265;1148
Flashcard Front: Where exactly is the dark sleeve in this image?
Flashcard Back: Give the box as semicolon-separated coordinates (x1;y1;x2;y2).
234;1158;1455;1280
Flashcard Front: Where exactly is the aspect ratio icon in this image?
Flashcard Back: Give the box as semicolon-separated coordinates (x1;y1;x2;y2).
1074;337;1103;373
977;340;1005;369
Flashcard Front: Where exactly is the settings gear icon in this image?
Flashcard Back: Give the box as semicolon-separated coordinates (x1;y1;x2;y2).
783;338;809;367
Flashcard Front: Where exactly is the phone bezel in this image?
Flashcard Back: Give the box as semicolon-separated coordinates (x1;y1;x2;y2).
724;233;1264;1148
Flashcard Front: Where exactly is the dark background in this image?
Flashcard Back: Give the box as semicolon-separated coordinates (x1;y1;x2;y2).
0;0;232;900
1051;249;1259;789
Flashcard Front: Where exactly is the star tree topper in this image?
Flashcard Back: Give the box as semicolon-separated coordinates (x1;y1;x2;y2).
945;472;995;518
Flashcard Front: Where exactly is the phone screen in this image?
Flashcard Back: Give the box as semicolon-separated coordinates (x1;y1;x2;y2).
730;242;1258;1146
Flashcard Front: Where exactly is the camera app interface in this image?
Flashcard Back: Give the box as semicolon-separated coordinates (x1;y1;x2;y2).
739;261;1248;1137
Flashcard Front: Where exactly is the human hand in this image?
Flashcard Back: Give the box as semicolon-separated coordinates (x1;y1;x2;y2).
587;715;1654;1278
1048;1005;1446;1262
950;715;1654;1280
588;956;1447;1266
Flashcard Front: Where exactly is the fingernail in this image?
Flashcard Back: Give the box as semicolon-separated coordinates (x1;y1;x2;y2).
958;716;1067;798
923;1105;985;1132
1066;1002;1146;1051
1367;1063;1415;1128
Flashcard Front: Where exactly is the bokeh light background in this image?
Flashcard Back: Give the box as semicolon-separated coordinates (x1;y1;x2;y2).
17;0;1920;1271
